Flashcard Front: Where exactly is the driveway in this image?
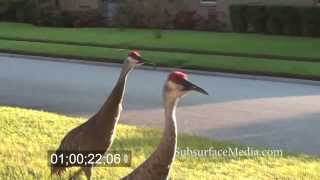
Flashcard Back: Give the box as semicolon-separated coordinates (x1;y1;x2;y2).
1;54;320;155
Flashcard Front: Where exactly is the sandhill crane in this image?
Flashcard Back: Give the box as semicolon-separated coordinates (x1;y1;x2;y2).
122;71;208;180
51;51;145;180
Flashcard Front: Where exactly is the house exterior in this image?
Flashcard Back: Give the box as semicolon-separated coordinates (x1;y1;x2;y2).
102;0;320;29
58;0;102;12
36;0;320;29
184;0;320;29
34;0;102;13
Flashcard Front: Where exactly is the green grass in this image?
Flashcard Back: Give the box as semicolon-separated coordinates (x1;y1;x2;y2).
1;22;320;79
1;39;320;78
1;22;320;59
0;106;319;179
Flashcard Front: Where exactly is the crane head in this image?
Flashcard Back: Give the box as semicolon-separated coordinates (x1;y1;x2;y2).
127;50;144;66
165;71;209;98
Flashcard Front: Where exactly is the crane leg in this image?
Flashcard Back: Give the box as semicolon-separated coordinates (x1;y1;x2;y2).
68;168;82;180
83;167;92;180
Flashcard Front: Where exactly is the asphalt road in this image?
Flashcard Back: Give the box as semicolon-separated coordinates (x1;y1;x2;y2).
1;55;320;155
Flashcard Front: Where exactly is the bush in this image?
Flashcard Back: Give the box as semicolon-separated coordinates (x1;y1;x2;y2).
230;5;247;32
59;12;77;27
112;3;131;28
300;7;320;37
73;15;105;28
244;5;267;33
194;10;226;32
34;13;58;27
207;9;227;31
278;6;301;36
231;5;320;37
266;17;282;35
266;6;284;35
1;1;18;21
15;0;36;23
1;0;37;23
113;0;180;29
35;11;74;27
173;10;197;29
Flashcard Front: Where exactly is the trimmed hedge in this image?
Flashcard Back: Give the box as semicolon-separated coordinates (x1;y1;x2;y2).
0;0;36;23
230;5;320;37
300;7;320;37
244;5;267;33
230;5;247;32
279;6;301;36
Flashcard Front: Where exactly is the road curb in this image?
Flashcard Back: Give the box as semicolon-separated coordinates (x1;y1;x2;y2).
2;52;320;86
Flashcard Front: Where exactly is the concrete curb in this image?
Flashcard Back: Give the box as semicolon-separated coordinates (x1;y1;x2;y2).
2;52;320;86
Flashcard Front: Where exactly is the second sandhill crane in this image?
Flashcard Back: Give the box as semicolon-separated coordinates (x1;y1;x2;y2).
51;51;145;180
122;71;208;180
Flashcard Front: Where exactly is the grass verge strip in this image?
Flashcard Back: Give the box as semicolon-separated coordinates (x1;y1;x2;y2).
1;39;320;80
1;36;320;63
1;22;320;61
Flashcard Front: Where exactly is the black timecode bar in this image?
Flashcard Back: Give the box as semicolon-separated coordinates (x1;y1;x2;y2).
48;150;132;167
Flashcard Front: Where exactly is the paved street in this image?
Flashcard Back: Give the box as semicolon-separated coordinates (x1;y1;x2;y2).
1;55;320;155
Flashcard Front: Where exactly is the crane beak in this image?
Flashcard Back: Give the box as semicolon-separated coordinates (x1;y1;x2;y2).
181;79;209;95
140;58;157;67
135;57;145;65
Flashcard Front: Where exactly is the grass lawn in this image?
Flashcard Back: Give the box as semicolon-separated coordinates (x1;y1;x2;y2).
1;22;320;59
0;106;319;179
1;22;320;80
1;39;320;79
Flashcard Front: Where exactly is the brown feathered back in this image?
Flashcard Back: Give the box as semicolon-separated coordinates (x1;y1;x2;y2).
51;62;132;176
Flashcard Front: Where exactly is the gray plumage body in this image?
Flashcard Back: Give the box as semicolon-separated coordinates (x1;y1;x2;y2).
122;87;179;180
122;71;208;180
51;61;133;179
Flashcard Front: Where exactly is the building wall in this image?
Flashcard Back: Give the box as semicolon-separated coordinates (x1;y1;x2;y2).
182;0;232;29
34;0;58;11
59;0;102;12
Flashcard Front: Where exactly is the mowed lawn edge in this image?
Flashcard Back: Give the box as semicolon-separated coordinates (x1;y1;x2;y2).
1;39;320;80
1;22;320;60
0;106;319;179
1;36;319;63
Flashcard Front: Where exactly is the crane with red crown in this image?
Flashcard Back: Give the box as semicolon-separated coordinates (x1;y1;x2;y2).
122;71;208;180
51;51;145;180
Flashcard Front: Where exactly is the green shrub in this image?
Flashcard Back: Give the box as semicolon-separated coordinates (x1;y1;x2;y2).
244;5;267;33
0;1;9;21
113;0;182;29
230;5;320;37
34;11;77;27
59;12;77;27
230;5;247;32
0;0;37;23
278;6;301;36
266;6;284;35
2;2;17;21
300;7;320;37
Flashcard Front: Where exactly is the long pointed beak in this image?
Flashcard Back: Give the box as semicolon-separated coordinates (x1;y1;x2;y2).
140;58;157;67
136;57;145;65
182;79;209;95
